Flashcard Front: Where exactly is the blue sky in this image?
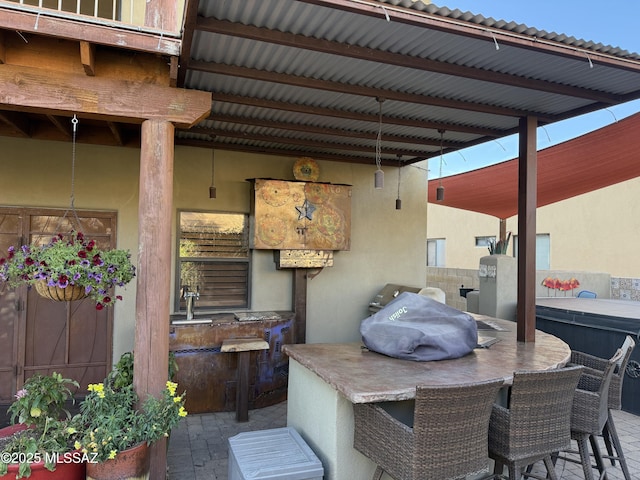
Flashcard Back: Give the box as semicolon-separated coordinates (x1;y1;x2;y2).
429;1;640;178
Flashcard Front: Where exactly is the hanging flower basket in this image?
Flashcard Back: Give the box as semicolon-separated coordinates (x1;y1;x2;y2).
0;231;135;310
35;279;88;302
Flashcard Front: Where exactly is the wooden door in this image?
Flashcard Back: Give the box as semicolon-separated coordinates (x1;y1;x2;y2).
0;207;115;399
0;211;22;403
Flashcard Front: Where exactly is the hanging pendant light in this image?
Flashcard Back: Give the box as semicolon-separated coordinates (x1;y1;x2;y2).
436;129;445;201
374;97;385;189
395;154;402;210
209;148;217;199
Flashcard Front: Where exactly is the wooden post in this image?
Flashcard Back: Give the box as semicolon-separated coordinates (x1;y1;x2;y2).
134;119;174;479
292;269;308;344
517;116;537;342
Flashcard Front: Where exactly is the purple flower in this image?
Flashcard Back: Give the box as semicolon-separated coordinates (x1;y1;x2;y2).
15;389;27;400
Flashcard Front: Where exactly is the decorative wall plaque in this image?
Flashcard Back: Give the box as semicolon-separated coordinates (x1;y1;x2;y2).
250;179;351;251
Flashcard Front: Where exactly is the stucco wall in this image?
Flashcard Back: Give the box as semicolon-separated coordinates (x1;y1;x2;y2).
427;177;640;278
1;136;428;358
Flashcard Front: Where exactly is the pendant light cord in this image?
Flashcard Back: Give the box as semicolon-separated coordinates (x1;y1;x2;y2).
375;98;384;171
438;129;445;184
397;155;402;199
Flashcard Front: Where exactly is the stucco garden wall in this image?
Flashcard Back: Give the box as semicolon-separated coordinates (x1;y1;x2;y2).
426;266;640;312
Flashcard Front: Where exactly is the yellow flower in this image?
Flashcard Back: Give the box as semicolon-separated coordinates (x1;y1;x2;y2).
67;427;77;434
108;450;117;460
87;383;104;394
178;406;187;417
74;441;82;450
166;381;178;396
173;396;181;403
30;407;41;417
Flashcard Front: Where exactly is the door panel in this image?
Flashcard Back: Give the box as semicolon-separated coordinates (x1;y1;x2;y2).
0;213;21;403
0;207;115;397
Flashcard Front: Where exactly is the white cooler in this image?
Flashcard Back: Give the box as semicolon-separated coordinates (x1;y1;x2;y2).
228;427;324;480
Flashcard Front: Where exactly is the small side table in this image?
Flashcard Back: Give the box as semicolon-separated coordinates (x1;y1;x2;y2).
221;337;270;421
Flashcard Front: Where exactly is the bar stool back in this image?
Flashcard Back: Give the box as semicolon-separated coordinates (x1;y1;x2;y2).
353;379;503;480
570;336;635;480
487;365;584;480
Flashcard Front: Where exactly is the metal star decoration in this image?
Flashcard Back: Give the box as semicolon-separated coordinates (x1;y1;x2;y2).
296;199;316;221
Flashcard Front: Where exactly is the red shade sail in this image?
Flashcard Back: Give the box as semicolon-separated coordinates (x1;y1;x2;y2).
428;112;640;219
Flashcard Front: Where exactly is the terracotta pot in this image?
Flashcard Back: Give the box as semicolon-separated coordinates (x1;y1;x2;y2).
85;442;149;480
0;425;86;480
35;281;87;301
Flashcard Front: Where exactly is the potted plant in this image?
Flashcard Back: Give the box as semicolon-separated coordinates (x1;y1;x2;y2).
0;231;135;310
487;231;512;255
75;368;186;480
0;372;85;479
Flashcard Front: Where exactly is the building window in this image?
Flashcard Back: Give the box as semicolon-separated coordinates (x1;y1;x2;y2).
176;211;250;312
475;236;496;248
513;233;550;270
427;238;446;266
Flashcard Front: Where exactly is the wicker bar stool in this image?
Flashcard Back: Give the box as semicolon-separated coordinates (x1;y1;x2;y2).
569;336;635;480
487;366;584;480
565;348;624;480
353;379;503;480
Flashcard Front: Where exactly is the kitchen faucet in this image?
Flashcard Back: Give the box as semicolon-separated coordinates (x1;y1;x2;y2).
182;285;200;321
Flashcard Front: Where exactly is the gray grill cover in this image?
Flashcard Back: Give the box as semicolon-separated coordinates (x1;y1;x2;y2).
360;292;478;361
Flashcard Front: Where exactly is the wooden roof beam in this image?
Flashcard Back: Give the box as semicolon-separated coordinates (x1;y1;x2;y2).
80;41;95;76
202;114;465;148
0;110;29;136
300;0;640;72
46;114;72;138
0;63;211;128
192;61;554;121
199;18;623;104
107;121;125;145
194;126;432;158
211;92;505;137
0;30;5;64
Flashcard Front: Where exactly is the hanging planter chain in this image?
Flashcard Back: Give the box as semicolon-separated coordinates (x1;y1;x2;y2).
56;115;83;235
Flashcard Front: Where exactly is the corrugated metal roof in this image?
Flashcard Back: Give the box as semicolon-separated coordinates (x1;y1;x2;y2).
176;0;640;165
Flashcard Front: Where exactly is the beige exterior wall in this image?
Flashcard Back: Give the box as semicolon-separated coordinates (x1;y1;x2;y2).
1;136;428;358
427;177;640;278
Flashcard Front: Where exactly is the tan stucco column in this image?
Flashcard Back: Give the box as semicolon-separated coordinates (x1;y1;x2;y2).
134;119;174;479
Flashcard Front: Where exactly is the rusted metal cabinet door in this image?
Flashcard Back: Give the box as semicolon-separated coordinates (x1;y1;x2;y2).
24;288;111;390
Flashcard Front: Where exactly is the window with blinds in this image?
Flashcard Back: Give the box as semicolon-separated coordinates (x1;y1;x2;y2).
176;211;250;311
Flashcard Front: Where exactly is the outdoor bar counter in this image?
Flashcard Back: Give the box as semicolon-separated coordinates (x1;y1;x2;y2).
282;315;571;480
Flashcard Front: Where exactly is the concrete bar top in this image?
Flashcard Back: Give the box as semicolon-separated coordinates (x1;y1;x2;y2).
283;316;570;404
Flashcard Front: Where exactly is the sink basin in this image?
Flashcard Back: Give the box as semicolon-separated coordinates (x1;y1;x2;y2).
170;313;213;325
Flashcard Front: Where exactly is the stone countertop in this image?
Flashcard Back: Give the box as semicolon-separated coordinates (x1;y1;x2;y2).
282;316;570;404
